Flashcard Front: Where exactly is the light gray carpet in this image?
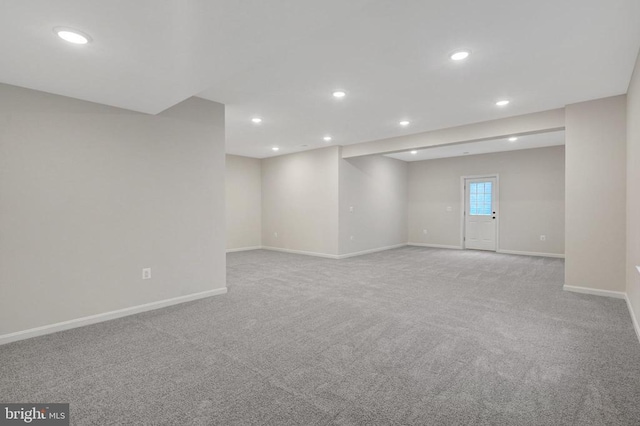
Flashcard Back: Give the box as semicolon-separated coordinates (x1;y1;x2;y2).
2;247;639;425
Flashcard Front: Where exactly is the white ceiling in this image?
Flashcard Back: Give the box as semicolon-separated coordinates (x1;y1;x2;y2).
386;130;565;162
0;1;638;158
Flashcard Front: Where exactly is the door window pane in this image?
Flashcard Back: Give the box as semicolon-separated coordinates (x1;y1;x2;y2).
469;182;492;215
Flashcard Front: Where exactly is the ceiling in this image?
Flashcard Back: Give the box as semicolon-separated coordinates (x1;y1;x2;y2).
0;1;638;159
386;130;565;162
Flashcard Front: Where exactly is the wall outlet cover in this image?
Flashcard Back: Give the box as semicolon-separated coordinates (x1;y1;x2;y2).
142;268;151;280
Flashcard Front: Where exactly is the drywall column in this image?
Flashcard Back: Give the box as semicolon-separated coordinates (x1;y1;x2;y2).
565;95;627;294
339;154;408;256
261;146;340;256
627;51;640;332
0;84;226;336
226;155;262;250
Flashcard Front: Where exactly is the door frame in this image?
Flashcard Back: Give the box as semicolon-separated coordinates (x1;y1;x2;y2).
460;174;500;250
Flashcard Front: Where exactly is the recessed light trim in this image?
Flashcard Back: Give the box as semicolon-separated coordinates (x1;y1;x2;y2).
323;136;332;142
450;50;470;61
272;147;279;151
332;91;346;98
495;100;510;107
54;27;91;44
251;117;262;124
508;137;518;142
410;150;418;155
399;120;410;126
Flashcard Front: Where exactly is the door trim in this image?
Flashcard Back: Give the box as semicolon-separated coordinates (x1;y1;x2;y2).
460;174;500;251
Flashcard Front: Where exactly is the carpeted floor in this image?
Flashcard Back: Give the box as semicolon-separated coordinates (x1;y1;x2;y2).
2;247;640;425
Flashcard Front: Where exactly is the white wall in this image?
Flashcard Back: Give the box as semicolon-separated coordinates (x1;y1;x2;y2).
339;154;408;255
627;51;640;326
261;146;340;256
226;154;262;250
0;84;226;336
408;146;565;255
565;95;627;293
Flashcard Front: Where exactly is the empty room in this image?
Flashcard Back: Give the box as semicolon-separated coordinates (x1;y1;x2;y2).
1;1;640;425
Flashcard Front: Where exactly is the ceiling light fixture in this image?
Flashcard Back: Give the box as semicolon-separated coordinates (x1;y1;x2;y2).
495;100;510;106
54;27;91;45
323;136;332;142
251;117;262;124
272;147;279;151
332;91;346;98
399;120;410;126
508;137;518;142
411;150;418;155
450;50;470;61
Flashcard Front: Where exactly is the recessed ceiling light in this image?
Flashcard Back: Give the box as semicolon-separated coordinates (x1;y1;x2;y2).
399;121;410;126
323;136;332;142
450;50;470;61
495;100;510;107
54;28;91;45
410;150;418;155
332;91;346;98
508;137;518;142
251;117;262;124
272;147;279;151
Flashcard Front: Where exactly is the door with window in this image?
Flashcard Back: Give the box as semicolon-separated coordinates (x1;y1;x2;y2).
464;177;497;251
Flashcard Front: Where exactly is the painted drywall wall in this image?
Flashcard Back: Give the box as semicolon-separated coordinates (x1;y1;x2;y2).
261;146;340;256
627;51;640;328
565;95;627;292
339;154;408;255
408;146;565;255
226;154;262;250
0;83;226;335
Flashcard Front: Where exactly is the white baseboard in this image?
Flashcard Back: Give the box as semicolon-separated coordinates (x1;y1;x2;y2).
262;244;408;260
0;287;227;346
337;244;407;259
226;246;262;253
562;285;626;299
497;249;565;258
626;295;640;344
407;243;463;250
261;246;339;259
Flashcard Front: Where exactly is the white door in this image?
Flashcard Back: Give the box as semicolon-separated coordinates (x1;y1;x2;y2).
464;177;497;251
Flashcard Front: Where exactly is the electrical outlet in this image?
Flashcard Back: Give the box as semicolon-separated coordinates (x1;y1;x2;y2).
142;268;151;280
274;232;278;238
423;229;428;235
540;235;546;241
349;206;354;213
446;206;452;212
350;235;355;241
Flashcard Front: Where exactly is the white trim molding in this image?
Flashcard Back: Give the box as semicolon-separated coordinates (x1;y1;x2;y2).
261;246;340;259
263;244;408;259
626;295;640;344
0;288;227;346
226;246;262;253
562;285;626;299
497;249;565;259
407;243;463;250
337;244;407;259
